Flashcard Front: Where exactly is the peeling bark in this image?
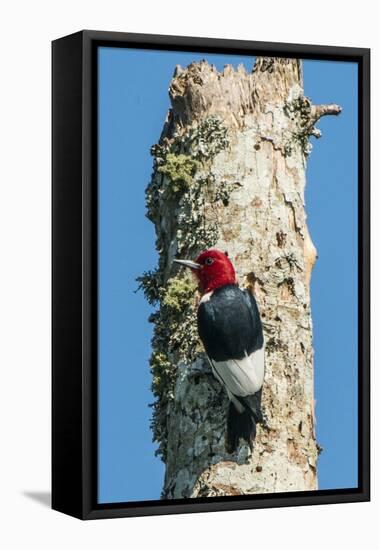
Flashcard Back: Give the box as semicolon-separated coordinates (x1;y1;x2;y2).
141;57;341;499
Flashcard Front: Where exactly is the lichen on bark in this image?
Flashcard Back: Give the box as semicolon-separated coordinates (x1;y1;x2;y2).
138;56;341;497
138;115;236;461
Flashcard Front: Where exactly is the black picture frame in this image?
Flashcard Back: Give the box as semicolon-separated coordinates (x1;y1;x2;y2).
52;30;370;520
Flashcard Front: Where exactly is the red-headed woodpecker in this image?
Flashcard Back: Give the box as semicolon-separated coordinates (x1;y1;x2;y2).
174;249;265;453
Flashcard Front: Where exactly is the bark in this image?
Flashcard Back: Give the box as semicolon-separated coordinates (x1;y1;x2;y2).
140;57;341;499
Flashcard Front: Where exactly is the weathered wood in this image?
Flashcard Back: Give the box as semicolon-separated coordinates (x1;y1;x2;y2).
139;57;341;499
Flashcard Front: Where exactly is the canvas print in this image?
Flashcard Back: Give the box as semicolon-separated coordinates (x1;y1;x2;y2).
98;48;358;503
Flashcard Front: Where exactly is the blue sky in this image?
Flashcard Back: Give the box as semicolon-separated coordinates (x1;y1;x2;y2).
98;47;358;503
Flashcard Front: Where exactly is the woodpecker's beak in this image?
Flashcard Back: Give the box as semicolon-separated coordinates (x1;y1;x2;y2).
173;259;201;270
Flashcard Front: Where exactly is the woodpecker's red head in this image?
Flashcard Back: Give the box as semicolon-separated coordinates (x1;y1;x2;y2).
173;249;237;293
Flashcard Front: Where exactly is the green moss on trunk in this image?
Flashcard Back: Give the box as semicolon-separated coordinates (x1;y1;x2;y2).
137;116;237;460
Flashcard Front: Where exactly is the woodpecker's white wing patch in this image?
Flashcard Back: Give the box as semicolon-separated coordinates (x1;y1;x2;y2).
208;344;265;399
209;362;243;411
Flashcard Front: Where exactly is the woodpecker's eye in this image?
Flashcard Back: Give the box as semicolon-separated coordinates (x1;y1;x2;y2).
204;257;214;266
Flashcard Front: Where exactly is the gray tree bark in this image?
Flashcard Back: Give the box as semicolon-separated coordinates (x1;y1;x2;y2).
138;57;341;499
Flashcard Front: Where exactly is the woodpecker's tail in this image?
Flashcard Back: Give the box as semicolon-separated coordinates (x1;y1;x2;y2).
226;390;263;453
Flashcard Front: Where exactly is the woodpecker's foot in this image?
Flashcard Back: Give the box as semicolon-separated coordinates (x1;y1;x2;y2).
225;442;234;455
186;356;211;376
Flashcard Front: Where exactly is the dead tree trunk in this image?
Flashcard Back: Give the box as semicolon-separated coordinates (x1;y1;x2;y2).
138;57;341;498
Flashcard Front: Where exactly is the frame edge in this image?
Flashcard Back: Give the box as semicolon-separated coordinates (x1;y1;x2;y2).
52;31;85;520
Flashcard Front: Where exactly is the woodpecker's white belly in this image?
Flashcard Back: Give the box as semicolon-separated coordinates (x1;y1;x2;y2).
209;344;265;399
200;290;214;304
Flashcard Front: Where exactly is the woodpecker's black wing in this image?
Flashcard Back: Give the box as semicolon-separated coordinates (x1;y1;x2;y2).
197;284;263;362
